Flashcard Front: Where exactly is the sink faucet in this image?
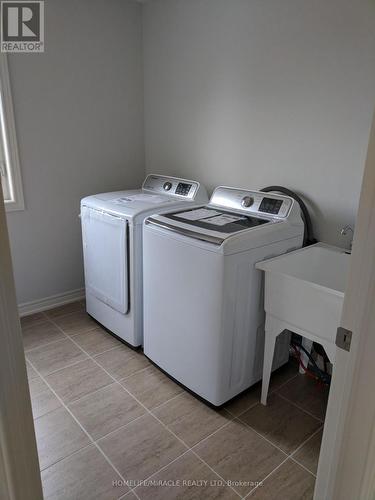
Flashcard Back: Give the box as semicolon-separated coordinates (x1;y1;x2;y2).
340;225;354;251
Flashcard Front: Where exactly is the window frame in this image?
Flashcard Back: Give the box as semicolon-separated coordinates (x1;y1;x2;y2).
0;55;24;212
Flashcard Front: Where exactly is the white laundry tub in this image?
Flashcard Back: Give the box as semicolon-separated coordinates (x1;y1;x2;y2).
256;243;351;406
256;243;350;354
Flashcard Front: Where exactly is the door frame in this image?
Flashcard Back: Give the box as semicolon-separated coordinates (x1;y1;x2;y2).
315;111;375;500
0;180;42;499
1;120;375;500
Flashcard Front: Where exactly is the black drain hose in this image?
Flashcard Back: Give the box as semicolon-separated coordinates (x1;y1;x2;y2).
260;186;316;246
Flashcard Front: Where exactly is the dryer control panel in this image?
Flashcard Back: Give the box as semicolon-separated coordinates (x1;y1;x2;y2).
210;187;293;218
143;174;200;200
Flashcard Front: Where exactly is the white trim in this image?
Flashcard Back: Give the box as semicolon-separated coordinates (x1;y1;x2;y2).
0;54;24;212
19;288;85;317
314;112;375;499
330;112;375;500
0;173;42;498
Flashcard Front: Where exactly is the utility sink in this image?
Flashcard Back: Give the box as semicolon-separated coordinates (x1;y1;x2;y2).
256;243;351;358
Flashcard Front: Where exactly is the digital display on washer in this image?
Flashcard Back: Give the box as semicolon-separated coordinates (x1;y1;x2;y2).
259;197;283;215
175;183;192;196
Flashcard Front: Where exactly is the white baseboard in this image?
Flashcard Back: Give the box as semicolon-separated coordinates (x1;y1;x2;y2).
18;288;85;317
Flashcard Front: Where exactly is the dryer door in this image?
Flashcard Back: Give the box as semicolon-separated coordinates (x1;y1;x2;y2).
81;206;128;314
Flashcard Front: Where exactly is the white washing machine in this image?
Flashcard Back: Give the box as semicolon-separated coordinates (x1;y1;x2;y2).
143;186;304;405
80;174;208;347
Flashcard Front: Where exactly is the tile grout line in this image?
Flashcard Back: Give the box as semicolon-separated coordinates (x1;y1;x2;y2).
38;442;95;472
46;317;243;499
127;487;142;500
244;426;323;498
68;326;112;340
27;337;135;378
127;448;193;496
27;357;131;487
232;393;323;459
92;412;150;444
32;381;125;424
24;335;69;353
43;320;199;487
30;341;142;378
90;343;135;358
44;309;91;322
21;316;55;329
270;373;299;394
24;308;124;352
65;379;182;429
225;372;325;488
31;312;322;498
289;425;324;459
26;320;145;491
39;317;313;499
225;400;261;420
66;381;119;406
29;356;90;378
116;363;156;382
92;343;147;363
277;392;324;423
84;360;242;498
71;331;136;349
189;417;238;452
124;398;240;496
232;370;323;425
114;365;318;495
134;390;184;411
130;490;141;500
22;306;94;329
142;391;242;493
67;386;221;447
22;302;89;325
290;456;317;478
242;424;323;498
224;370;300;421
70;342;127;359
287;424;324;478
244;455;291;498
186;449;242;498
233;416;289;458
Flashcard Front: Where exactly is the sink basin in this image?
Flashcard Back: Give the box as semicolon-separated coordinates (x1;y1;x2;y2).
256;243;351;351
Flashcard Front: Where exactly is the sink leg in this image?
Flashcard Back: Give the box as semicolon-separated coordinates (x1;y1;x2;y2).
299;338;313;374
261;329;278;405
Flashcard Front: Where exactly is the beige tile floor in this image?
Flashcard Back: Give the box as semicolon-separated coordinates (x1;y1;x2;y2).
23;302;327;500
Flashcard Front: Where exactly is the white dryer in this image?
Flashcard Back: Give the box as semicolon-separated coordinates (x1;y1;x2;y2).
143;186;304;405
80;174;208;347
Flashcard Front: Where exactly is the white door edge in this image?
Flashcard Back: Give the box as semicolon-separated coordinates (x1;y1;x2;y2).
315;111;375;500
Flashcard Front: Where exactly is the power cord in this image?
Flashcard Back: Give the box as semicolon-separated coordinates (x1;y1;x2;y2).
290;339;331;385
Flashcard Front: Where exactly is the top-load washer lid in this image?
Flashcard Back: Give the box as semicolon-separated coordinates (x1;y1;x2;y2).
80;174;208;223
145;187;297;245
146;206;271;245
164;207;268;232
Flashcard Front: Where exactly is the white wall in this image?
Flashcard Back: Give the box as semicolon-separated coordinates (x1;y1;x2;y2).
6;0;375;305
143;0;375;245
6;0;144;305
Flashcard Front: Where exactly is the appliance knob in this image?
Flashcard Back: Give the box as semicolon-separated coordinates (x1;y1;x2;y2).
241;196;254;208
163;182;172;191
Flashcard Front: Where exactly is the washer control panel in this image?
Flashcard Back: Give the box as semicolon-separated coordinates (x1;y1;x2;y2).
143;175;198;199
175;182;192;196
258;197;283;215
210;187;293;218
163;181;172;191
